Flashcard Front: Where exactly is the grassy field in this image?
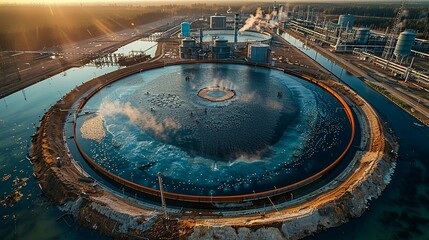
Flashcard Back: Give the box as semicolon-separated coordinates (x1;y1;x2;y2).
366;81;410;109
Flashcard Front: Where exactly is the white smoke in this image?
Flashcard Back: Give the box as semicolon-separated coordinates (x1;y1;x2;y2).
99;100;181;140
210;77;235;90
239;7;266;32
277;5;289;22
239;7;279;33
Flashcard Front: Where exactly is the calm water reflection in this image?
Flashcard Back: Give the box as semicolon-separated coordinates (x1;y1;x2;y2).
0;41;156;240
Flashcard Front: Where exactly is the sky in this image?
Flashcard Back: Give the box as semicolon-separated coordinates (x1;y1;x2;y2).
2;0;235;3
1;0;427;4
0;0;264;5
0;0;400;3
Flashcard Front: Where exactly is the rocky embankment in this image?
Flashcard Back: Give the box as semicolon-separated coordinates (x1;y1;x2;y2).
186;151;396;240
185;82;397;240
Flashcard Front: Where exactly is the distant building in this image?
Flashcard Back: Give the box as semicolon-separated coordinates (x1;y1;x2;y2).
212;39;230;59
180;38;198;59
354;28;371;45
338;14;354;30
210;15;227;29
247;43;271;63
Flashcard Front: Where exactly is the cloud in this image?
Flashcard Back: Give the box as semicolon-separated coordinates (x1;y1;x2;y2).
239;7;279;32
99;100;181;140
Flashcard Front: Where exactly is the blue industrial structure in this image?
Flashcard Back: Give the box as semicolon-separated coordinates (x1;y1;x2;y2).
338;14;354;30
248;44;271;63
394;30;416;62
181;22;191;37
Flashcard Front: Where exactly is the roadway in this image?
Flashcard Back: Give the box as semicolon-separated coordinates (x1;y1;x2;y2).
0;16;185;98
286;29;429;125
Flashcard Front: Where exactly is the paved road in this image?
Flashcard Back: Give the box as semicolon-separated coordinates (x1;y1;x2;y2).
0;16;184;98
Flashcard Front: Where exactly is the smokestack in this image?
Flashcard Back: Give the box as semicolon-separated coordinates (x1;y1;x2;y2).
199;28;203;49
234;13;239;50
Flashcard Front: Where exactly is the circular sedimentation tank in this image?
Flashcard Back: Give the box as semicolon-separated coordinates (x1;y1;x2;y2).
32;59;391;240
71;62;355;203
202;29;272;43
197;86;235;102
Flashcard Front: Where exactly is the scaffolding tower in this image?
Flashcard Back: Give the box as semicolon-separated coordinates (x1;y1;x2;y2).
382;0;407;60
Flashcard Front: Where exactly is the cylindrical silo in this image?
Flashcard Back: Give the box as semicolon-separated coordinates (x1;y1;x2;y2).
182;38;196;48
180;38;196;59
338;14;354;30
394;30;416;61
212;39;230;59
181;22;191;37
247;44;270;63
354;28;370;45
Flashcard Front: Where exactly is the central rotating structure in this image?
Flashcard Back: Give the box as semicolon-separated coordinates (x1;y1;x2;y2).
197;86;235;102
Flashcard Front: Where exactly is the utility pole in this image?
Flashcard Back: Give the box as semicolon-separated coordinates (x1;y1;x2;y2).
404;57;414;82
157;172;168;219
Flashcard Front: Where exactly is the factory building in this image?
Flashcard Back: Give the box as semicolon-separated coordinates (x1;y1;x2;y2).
180;38;199;59
212;39;231;59
338;14;354;30
210;15;227;29
412;38;429;53
354;28;371;45
247;43;271;63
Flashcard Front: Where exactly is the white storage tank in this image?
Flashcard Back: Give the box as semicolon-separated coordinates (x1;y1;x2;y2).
355;28;371;45
247;44;270;63
394;30;416;61
181;22;191;37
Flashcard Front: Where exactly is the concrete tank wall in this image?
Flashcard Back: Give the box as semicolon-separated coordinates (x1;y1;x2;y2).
202;30;272;44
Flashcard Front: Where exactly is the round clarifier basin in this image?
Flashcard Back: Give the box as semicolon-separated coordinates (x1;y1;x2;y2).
198;86;235;102
73;63;354;202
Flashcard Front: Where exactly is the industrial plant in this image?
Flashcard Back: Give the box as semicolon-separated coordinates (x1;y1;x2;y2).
169;1;429;88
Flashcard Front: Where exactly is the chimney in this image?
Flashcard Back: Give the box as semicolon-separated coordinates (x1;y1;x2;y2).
234;13;239;50
199;28;203;49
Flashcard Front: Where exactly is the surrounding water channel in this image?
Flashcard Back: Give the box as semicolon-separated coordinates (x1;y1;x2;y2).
0;30;428;240
280;32;429;240
0;40;157;240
